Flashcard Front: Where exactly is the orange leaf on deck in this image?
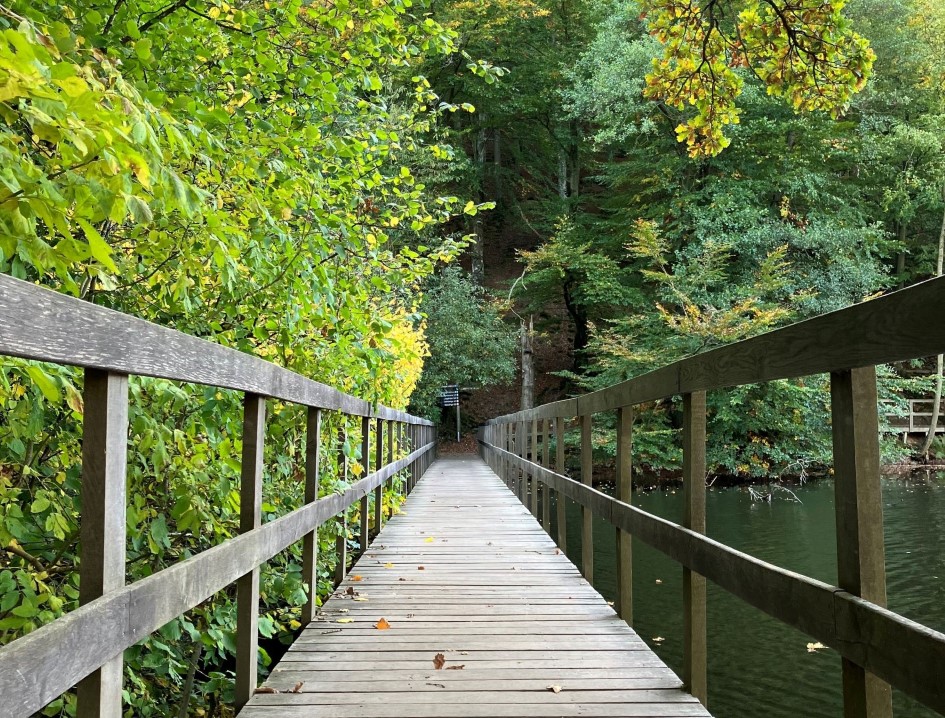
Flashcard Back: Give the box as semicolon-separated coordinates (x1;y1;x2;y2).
433;653;446;669
290;681;304;693
446;665;465;670
418;566;425;570
253;687;277;694
375;618;391;630
351;575;363;582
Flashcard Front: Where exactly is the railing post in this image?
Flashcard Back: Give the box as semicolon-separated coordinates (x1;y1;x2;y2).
374;418;384;531
616;406;633;625
682;391;707;706
556;417;567;554
386;419;394;517
530;419;539;517
831;367;892;718
518;420;527;503
504;423;511;487
360;416;370;554
581;413;593;584
301;407;322;625
541;418;551;531
335;421;348;587
77;370;128;718
235;393;265;710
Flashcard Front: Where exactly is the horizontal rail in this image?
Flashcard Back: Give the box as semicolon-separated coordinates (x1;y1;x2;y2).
482;443;945;715
0;275;431;424
487;276;945;424
0;441;436;718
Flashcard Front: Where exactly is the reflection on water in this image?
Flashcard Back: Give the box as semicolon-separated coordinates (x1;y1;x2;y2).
558;471;945;718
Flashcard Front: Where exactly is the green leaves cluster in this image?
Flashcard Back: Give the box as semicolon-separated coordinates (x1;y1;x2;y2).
640;0;875;156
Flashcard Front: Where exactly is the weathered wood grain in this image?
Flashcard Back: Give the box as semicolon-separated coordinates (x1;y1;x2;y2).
481;445;945;716
0;442;435;718
301;408;322;625
681;392;707;706
615;406;632;626
76;370;128;718
240;456;710;718
0;275;431;424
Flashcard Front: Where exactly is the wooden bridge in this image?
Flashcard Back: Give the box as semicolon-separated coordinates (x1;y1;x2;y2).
1;273;945;718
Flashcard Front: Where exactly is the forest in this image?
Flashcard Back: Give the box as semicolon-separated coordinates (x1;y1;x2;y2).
0;0;943;714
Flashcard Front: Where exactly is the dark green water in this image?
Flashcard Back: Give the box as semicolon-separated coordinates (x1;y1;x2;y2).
558;472;945;718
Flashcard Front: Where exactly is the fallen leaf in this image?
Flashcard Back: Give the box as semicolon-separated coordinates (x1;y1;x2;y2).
555;548;561;554
351;575;363;582
345;586;356;595
398;577;407;582
353;596;369;602
424;536;435;543
336;618;354;623
460;651;468;655
433;653;446;670
426;682;446;688
384;562;395;568
655;579;663;584
375;618;391;630
289;681;304;693
254;687;278;694
807;642;825;653
547;685;562;694
418;566;425;570
652;636;665;644
446;665;465;670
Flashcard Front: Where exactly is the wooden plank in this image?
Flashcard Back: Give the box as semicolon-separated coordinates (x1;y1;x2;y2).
581;414;593;584
361;417;370;554
830;368;892;718
681;392;707;706
76;370;128;718
483;445;945;715
556;418;567;554
375;419;384;531
0;442;435;718
241;456;710;718
301;408;322;625
615;406;632;625
541;418;551;531
235;394;266;709
0;275;432;425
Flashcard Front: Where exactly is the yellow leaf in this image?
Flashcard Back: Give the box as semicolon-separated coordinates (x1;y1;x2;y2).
384;562;395;568
336;618;354;624
424;536;435;543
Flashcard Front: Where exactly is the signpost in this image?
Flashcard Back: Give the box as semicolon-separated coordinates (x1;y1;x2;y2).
439;384;460;442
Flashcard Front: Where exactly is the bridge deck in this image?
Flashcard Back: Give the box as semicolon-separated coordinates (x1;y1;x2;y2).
240;455;712;717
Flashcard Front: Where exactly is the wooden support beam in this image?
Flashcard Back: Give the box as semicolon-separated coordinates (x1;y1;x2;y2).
235;394;266;710
682;391;707;706
581;414;593;584
77;370;128;718
301;407;321;625
335;421;348;587
360;416;370;554
374;419;384;532
556;418;567;554
530;419;539;517
542;418;551;531
831;367;892;718
616;406;633;625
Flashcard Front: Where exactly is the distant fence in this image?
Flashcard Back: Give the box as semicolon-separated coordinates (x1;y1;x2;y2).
886;398;945;435
0;275;437;718
479;276;945;718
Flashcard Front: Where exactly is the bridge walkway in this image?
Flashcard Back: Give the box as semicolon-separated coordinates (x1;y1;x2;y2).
241;455;711;718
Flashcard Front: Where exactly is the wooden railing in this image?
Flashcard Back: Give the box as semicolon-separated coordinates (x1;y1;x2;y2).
887;398;945;435
478;276;945;718
0;275;436;718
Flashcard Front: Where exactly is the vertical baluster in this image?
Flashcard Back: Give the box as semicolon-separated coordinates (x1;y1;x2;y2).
544;419;549;520
235;394;266;710
517;420;526;503
77;370;128;718
386;419;395;517
556;417;568;554
335;420;348;587
530;419;539;517
301;407;322;625
360;416;370;553
374;418;384;530
616;406;633;625
831;367;892;718
682;391;707;706
581;414;593;584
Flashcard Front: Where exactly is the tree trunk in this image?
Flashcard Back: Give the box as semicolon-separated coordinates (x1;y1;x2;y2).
920;193;945;456
568;120;580;199
470;115;488;284
520;315;535;410
562;277;589;366
493;128;502;206
557;148;568;200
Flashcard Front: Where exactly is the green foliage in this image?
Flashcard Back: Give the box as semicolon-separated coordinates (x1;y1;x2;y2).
640;0;876;156
410;266;517;418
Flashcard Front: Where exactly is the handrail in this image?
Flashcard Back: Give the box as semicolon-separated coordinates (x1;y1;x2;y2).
0;274;432;424
479;276;945;718
0;276;438;717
